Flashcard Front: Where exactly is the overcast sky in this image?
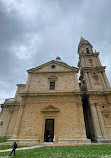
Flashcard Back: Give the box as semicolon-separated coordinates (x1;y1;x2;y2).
0;0;111;106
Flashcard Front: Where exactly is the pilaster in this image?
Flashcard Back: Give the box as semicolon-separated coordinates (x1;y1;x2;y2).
96;105;107;138
5;108;13;136
12;103;25;138
3;107;13;137
77;100;87;139
90;102;103;141
87;72;93;89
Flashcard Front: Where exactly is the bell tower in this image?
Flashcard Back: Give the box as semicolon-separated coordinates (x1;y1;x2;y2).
78;37;110;91
78;37;111;143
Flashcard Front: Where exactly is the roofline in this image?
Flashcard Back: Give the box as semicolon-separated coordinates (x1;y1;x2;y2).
17;84;26;87
27;60;78;73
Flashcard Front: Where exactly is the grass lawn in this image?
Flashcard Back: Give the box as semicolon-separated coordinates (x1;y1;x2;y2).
0;138;9;143
0;145;111;158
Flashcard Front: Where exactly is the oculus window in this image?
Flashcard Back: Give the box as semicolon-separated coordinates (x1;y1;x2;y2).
51;65;55;69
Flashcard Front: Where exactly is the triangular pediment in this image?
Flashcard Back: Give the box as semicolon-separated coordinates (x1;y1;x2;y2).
27;60;78;73
41;105;60;112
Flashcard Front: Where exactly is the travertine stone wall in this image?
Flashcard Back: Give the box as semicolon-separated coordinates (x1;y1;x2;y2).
84;55;101;67
79;54;101;68
0;107;11;136
84;72;106;90
0;106;19;137
25;72;79;92
16;94;86;142
6;106;19;137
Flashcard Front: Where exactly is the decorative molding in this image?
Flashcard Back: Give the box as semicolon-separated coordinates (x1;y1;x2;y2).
79;53;99;57
81;66;106;72
20;91;82;97
2;102;20;107
41;105;60;112
48;76;58;81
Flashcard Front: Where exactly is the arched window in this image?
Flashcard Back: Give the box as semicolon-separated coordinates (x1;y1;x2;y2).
86;48;89;53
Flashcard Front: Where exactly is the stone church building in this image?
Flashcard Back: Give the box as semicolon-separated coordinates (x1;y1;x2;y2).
0;37;111;145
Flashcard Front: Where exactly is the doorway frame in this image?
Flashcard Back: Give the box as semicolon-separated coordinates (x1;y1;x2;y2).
44;119;54;142
41;116;57;143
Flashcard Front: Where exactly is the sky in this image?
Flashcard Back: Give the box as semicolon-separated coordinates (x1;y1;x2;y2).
0;0;111;106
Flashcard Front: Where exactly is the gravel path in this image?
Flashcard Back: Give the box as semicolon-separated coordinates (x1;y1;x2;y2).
0;145;43;153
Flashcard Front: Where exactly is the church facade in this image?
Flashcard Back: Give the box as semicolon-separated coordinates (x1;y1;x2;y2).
0;37;111;145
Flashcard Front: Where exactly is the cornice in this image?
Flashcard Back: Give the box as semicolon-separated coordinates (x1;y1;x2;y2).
1;102;20;107
20;90;82;97
86;90;111;95
81;66;106;72
28;70;78;74
17;84;26;87
79;52;99;57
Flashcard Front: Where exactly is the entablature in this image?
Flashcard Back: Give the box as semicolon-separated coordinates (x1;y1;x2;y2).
19;90;82;97
81;66;106;73
28;70;78;74
79;52;99;58
1;101;20;108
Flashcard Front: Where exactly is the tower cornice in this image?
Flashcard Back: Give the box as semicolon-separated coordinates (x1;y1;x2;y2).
79;52;99;58
81;66;106;72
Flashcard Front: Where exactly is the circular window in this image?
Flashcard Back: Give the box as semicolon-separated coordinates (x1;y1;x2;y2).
51;65;55;69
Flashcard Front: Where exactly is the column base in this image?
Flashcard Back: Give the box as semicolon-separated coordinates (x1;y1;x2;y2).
6;138;91;145
95;138;111;143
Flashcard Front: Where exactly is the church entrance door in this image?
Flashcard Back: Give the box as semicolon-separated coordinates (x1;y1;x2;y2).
44;119;54;142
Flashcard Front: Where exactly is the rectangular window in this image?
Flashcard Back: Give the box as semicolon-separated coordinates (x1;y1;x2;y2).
50;82;55;90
